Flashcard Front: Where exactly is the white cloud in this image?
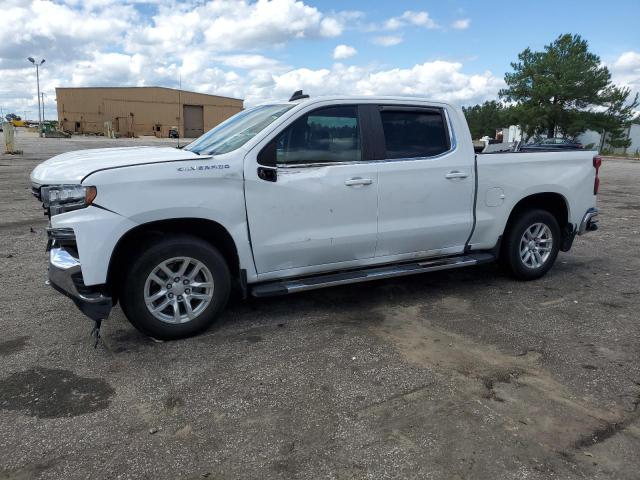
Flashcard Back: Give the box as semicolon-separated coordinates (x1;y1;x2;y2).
0;0;136;64
0;0;355;118
451;18;471;30
244;61;504;107
613;51;640;70
372;36;404;47
609;51;640;113
213;54;285;70
333;45;357;60
356;61;502;102
70;52;145;87
384;11;439;30
0;1;503;121
611;51;640;89
320;17;343;37
383;18;404;31
126;0;347;55
407;11;439;29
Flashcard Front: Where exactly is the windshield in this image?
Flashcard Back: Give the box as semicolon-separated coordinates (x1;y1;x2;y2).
184;104;294;155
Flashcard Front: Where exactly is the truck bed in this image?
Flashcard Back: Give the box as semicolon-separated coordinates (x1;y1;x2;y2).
469;149;598;250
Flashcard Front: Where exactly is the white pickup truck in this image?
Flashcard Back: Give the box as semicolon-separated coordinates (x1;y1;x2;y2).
31;93;600;339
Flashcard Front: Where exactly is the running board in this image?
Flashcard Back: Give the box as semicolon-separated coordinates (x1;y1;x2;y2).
251;253;494;297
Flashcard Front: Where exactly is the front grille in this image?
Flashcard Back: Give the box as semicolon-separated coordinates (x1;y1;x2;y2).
31;183;43;201
47;227;75;241
47;228;78;255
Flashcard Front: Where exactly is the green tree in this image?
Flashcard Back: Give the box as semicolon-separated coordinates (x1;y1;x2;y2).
589;88;640;150
500;33;639;141
462;101;509;139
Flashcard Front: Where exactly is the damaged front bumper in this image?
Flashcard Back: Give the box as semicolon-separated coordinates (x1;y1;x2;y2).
48;237;112;322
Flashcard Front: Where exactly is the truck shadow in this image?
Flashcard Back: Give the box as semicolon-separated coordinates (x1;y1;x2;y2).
228;262;505;320
104;257;583;350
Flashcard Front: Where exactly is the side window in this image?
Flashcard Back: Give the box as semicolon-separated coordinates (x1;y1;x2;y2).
275;106;361;164
380;109;450;159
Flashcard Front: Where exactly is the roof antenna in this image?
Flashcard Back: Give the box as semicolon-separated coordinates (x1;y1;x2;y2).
289;90;309;101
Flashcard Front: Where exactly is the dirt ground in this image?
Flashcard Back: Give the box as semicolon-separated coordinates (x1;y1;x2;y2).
1;131;639;479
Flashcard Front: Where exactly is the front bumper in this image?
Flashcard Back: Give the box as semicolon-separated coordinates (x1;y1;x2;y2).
578;207;599;235
48;247;112;321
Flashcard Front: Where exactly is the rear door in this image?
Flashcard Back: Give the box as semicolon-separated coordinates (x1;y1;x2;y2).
375;105;475;258
244;104;379;275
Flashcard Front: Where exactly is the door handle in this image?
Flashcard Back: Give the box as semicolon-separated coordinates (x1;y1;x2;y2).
445;171;468;179
345;177;373;186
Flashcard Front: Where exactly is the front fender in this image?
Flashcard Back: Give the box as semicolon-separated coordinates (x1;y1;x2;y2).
51;206;138;286
73;157;256;284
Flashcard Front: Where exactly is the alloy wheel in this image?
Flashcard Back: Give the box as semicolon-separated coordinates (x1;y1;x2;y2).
144;257;214;324
519;223;553;269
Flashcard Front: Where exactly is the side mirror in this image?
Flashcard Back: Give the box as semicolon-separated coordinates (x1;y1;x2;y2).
257;139;277;182
257;139;277;167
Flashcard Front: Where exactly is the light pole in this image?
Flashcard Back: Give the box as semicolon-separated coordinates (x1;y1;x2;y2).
27;57;45;136
41;92;46;129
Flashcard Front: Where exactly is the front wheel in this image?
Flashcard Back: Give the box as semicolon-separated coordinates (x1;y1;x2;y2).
502;209;561;280
119;235;230;339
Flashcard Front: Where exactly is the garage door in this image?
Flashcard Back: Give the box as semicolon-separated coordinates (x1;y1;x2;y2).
183;105;204;138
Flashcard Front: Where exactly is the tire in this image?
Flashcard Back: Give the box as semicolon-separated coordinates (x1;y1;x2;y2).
502;209;561;281
119;235;230;340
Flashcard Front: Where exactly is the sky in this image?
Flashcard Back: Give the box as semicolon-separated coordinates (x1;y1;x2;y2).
1;0;639;121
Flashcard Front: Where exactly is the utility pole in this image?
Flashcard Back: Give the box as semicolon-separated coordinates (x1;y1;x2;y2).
178;75;182;146
41;92;46;127
27;57;45;137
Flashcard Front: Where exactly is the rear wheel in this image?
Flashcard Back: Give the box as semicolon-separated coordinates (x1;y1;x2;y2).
119;235;230;339
502;209;560;280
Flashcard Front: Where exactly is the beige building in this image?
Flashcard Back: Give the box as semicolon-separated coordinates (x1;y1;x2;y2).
56;87;243;138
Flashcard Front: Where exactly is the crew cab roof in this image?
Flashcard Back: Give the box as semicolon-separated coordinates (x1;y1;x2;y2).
282;95;451;106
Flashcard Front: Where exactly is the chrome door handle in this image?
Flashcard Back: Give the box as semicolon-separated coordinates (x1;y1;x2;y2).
345;177;373;186
445;171;468;179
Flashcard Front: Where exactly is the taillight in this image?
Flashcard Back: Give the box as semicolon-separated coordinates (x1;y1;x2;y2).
593;155;602;195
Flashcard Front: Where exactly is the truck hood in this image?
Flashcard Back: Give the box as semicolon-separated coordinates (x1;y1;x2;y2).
30;146;202;185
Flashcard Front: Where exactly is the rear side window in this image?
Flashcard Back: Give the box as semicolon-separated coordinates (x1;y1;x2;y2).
381;109;450;159
275;106;361;164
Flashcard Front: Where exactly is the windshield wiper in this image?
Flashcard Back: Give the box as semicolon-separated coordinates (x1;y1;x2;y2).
176;145;201;154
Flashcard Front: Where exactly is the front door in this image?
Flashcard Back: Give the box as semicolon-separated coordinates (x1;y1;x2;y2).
375;105;475;257
244;105;378;275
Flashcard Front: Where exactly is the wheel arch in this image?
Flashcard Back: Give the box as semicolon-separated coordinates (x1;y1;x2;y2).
107;218;240;302
502;192;571;249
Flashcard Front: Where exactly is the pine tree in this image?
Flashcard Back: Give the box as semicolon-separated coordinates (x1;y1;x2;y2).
500;34;638;142
462;101;509;139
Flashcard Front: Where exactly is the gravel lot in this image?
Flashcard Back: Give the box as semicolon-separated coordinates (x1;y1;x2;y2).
1;131;639;479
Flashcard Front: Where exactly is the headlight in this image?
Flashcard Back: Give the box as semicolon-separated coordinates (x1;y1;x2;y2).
41;185;97;216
